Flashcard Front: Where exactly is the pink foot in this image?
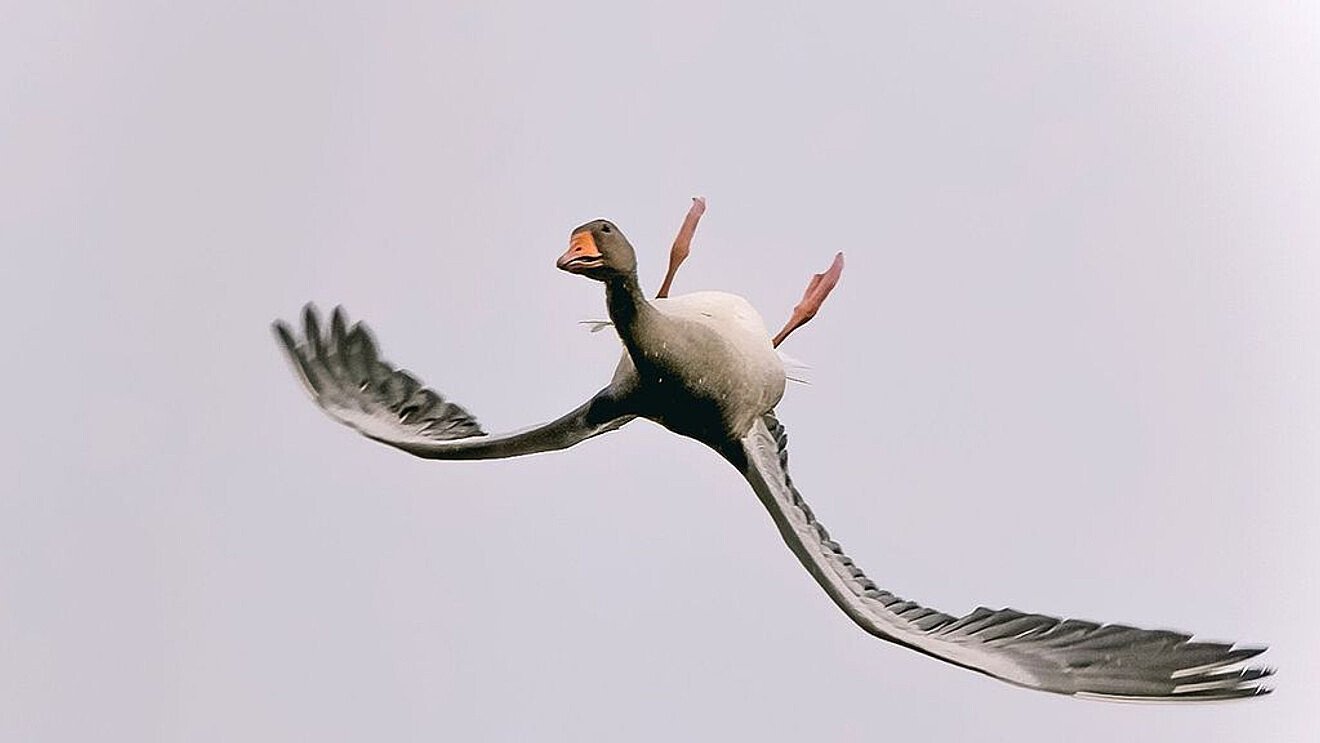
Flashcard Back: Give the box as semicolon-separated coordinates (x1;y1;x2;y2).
772;252;844;347
656;196;707;299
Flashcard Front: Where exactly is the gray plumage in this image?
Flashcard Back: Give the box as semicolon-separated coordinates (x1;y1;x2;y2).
274;219;1271;701
273;305;630;460
738;413;1272;701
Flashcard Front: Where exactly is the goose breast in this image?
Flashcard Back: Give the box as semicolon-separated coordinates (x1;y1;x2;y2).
610;291;786;439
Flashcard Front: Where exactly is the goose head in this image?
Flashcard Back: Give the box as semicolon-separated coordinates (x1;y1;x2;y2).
556;219;637;281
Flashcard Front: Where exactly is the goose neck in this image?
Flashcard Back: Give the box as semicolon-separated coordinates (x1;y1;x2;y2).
604;273;655;335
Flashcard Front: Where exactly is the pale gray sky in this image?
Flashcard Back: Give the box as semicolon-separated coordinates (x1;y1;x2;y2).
3;2;1318;740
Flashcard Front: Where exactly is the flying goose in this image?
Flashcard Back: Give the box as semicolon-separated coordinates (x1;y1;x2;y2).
273;214;1272;701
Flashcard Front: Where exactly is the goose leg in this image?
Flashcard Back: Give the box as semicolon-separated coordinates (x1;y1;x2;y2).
656;196;707;299
772;252;845;348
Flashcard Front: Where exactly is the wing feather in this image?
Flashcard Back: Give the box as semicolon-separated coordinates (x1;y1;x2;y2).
274;304;634;460
736;412;1272;701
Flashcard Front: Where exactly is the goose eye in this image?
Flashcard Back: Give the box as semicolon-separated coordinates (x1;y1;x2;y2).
600;223;612;234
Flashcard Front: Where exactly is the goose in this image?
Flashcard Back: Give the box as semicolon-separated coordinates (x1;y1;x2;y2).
273;215;1272;701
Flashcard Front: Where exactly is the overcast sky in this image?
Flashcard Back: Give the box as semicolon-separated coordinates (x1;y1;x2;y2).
4;2;1318;741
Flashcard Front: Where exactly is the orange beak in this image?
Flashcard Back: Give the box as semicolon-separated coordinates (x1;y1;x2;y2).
557;230;604;273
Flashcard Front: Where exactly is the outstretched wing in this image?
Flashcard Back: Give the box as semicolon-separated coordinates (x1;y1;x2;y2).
274;304;634;459
734;413;1272;701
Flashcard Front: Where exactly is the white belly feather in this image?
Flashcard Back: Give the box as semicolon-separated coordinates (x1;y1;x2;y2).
647;291;787;433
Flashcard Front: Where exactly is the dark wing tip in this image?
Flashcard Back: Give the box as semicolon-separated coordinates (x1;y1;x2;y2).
1227;644;1269;661
1170;678;1275;701
274;302;490;446
330;305;349;352
272;319;297;351
272;317;323;395
302;303;325;355
1154;642;1274;701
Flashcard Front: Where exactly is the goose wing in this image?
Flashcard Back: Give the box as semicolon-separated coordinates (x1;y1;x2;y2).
274;305;634;459
733;412;1271;701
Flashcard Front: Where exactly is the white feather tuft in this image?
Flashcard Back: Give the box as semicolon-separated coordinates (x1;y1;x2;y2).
579;319;613;333
778;349;811;385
